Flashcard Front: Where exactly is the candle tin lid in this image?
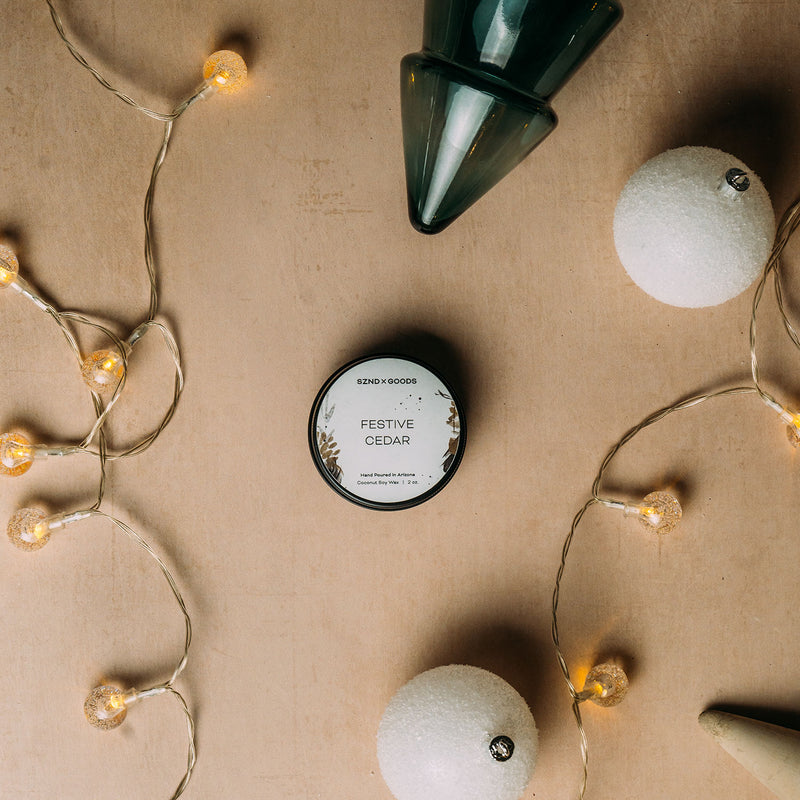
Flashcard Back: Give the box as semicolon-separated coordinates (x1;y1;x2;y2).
309;354;466;510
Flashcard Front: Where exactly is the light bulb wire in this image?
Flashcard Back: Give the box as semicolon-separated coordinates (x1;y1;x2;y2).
551;497;596;799
36;0;215;477
86;509;192;686
84;509;195;798
750;192;800;406
141;85;211;319
553;192;800;799
11;0;196;504
28;304;184;507
46;0;209;322
551;386;756;799
591;386;757;506
144;120;172;321
46;0;187;123
32;302;117;508
43;0;190;691
16;7;199;798
143;91;213;321
70;317;185;461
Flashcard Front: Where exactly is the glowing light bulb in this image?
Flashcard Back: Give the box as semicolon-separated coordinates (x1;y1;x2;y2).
624;491;682;534
80;349;125;394
0;432;34;477
786;416;800;448
202;50;247;94
0;244;19;287
768;404;800;448
84;685;134;730
6;508;89;550
576;663;629;707
7;508;50;551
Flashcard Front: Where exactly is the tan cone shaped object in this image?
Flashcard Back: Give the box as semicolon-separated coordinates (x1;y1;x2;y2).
699;710;800;799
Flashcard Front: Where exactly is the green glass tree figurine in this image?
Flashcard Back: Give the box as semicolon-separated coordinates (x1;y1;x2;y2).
401;0;623;233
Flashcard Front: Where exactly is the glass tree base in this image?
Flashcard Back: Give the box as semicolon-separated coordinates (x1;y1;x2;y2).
401;53;556;234
399;0;623;232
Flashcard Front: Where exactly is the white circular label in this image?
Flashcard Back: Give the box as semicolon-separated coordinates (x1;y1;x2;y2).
312;358;462;505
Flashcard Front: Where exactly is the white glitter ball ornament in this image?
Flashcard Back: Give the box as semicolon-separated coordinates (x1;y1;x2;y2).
613;146;775;308
377;665;538;800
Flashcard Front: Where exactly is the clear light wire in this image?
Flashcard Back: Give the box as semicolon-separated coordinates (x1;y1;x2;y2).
141;82;212;318
22;299;118;508
142;90;212;320
86;509;195;798
552;192;800;798
46;0;208;320
9;2;196;502
65;317;185;462
87;510;191;686
17;4;202;797
591;386;757;507
21;302;184;508
144;120;172;320
551;496;596;799
750;192;800;405
46;0;189;123
551;387;756;799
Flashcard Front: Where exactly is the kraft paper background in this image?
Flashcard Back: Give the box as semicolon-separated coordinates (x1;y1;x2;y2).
1;1;799;798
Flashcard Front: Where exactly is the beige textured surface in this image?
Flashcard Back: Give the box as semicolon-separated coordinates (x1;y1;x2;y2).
1;1;800;798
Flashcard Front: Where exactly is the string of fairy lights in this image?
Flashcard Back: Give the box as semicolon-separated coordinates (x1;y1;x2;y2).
1;3;247;797
550;191;800;798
